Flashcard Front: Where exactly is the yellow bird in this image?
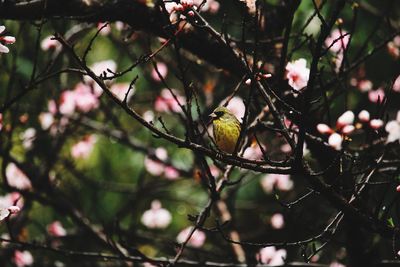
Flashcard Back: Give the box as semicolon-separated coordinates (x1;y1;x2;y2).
209;106;241;154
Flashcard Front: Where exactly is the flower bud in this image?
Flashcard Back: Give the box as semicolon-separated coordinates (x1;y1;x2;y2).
358;110;370;122
328;133;342;150
370;119;384;129
317;123;333;134
337;111;355;128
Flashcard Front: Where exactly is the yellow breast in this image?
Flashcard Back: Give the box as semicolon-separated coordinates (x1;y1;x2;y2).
212;119;241;154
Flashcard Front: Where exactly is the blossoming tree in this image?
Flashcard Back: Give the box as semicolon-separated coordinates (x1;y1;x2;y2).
0;1;400;266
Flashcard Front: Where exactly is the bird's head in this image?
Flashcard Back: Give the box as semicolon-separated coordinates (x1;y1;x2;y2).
209;106;236;122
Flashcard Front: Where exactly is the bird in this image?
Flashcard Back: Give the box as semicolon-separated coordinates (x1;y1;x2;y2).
209;106;241;154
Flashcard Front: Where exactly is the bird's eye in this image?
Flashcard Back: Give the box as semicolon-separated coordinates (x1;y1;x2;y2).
215;111;224;117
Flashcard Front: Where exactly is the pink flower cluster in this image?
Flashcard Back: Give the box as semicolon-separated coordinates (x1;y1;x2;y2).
110;82;135;102
155;89;186;113
14;250;34;267
285;58;310;92
257;246;287;265
350;75;399;103
6;163;32;190
59;83;100;116
260;174;293;193
270;213;285;229
83;59;117;96
0;25;16;53
243;143;264;160
47;221;67;237
325;29;350;53
41;35;61;51
386;111;400;144
151;62;168;82
0;192;21;222
71;135;97;159
141;200;172;229
317;110;385;150
387;35;400;59
176;226;206;248
164;0;219;16
144;147;180;180
325;28;350;72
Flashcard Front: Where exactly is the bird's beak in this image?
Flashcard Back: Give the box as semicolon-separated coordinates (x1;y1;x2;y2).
209;113;217;119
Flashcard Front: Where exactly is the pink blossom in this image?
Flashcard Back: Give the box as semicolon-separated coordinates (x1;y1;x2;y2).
385;111;400;143
176;226;206;248
341;125;355;135
358;80;373;92
328;133;342;150
258;246;287;265
209;165;221;178
97;22;111;36
0;193;23;221
207;0;220;13
0;25;16;53
151;62;168;82
6;163;32;190
0;205;20;221
193;0;220;13
154;89;185;113
164;166;180;180
13;250;34;267
329;262;345;267
270;213;285;229
336;111;355;128
84;60;117;96
0;207;10;221
40;36;60;51
369;119;384;129
144;148;180;179
285;58;310;91
48;100;57;114
20;128;36;149
144;157;165;176
143;110;155;122
165;2;182;14
141;200;172;229
47;221;67;237
73;83;99;113
260;174;293;193
393;75;400;92
0;192;23;209
0;113;2;131
155;146;167;159
396;185;400;192
110;83;135;102
71;135;97;159
223;96;246;123
387;42;400;58
8;206;20;214
59;90;76;115
114;21;125;31
243;143;264;160
368;88;385;103
358;110;370;122
325;29;350;53
39;112;55;130
280;143;291;153
144;147;168;176
89;60;117;78
317;123;333;135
